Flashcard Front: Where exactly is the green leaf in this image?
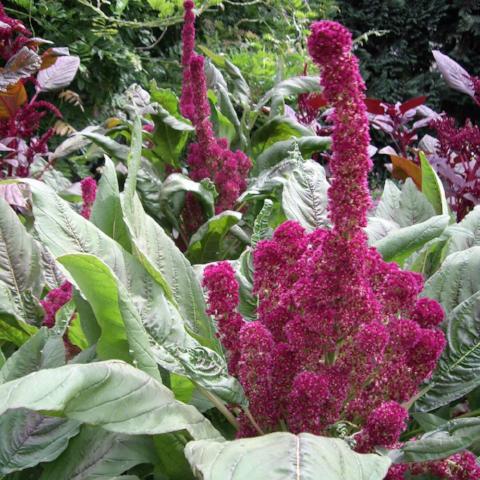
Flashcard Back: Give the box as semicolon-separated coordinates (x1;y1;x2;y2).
79;132;130;162
58;253;161;381
199;46;250;107
186;432;391;480
122;120;220;352
60;253;244;405
399;417;480;463
374;215;450;265
415;290;480;411
0;328;65;384
251;199;274;247
397;179;436;227
154;433;195;480
255;76;321;113
203;60;243;145
411;413;448;432
26;179;242;404
0;409;80;474
0;360;221;440
160;173;216;223
422;246;480;315
91;156;131;250
187;211;242;264
420;151;448;216
282;159;329;231
251;116;314;157
0;197;43;325
67;313;88;350
254;136;330;175
40;425;157;480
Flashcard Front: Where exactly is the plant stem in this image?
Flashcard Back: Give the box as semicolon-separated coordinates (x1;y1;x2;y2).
243;406;264;436
197;385;240;431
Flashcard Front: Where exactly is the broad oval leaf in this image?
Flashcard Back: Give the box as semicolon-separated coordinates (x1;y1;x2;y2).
398;417;480;463
420;151;448;216
0;360;221;440
0;409;80;474
187;211;242;264
40;425;157;480
36;55;80;92
374;214;449;265
422;246;480;315
0;197;43;324
282;159;329;231
186;432;391;480
415;290;480;411
254;136;330;175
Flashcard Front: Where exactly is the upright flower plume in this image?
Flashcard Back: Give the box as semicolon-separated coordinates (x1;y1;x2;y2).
203;22;449;478
80;176;97;219
180;1;251;213
179;0;195;121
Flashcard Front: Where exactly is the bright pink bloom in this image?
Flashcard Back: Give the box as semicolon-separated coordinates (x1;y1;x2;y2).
203;20;445;448
355;401;408;452
179;0;196;121
409;450;480;479
203;261;244;373
80;177;97;219
179;3;251;213
308;20;372;236
40;281;73;328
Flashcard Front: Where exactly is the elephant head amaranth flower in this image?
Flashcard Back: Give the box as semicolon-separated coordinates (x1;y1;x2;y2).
180;1;251;214
203;20;447;468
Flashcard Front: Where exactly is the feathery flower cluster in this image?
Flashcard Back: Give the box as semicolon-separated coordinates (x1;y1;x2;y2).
40;281;73;328
203;22;447;472
80;176;97;219
180;1;251;213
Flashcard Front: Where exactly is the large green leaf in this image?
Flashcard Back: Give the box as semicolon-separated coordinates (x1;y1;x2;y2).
374;214;449;265
282;159;329;231
420;151;448;216
0;328;64;384
251;116;314;157
415;290;480;412
25;179;191;355
59;253;244;405
121;119;220;352
160;173;216;225
0;197;43;325
0;409;80;474
25;179;242;404
255;76;321;113
186;433;391;480
58;253;161;381
398;417;480;463
91;156;131;250
40;425;157;480
187;211;242;264
253;136;330;175
0;360;221;440
422;247;480;315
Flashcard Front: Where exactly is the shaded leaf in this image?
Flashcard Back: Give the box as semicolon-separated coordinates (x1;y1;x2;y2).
0;360;221;440
40;425;156;480
0;409;79;474
187;211;242;264
415;290;480;411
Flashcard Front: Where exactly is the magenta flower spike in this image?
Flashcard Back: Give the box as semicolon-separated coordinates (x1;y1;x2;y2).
203;24;447;476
